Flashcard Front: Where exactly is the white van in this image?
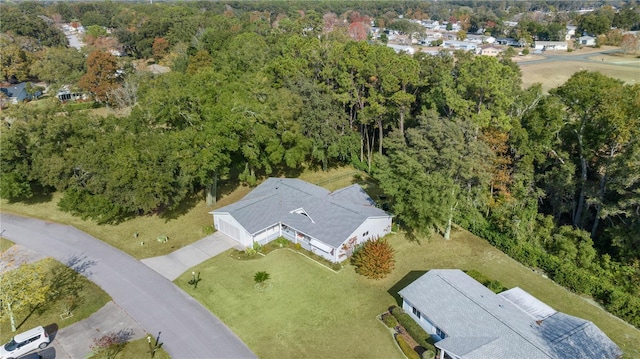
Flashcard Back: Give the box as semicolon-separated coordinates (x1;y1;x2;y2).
0;326;50;359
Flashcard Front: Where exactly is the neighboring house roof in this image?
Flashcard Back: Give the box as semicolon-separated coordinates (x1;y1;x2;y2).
213;178;390;248
399;269;622;359
147;64;171;74
535;41;568;46
0;82;27;101
387;44;415;55
0;82;41;103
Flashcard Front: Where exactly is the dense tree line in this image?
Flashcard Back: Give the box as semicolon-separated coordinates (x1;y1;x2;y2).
1;1;639;328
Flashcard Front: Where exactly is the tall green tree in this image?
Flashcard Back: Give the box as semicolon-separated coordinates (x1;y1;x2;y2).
29;47;85;85
376;111;492;239
552;71;632;231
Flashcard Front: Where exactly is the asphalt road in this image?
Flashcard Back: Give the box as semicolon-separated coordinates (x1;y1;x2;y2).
0;213;256;359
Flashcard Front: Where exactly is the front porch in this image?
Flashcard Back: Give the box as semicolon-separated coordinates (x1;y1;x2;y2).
253;223;336;263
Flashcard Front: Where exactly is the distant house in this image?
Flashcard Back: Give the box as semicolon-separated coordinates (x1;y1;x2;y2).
442;40;477;52
466;34;495;44
535;41;569;51
0;82;42;106
496;37;521;46
479;44;503;57
579;35;596;47
566;25;577;40
211;178;393;263
56;87;85;102
399;269;623;359
387;44;416;55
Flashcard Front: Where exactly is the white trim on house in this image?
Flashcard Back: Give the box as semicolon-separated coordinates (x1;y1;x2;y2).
398;270;623;359
211;178;393;263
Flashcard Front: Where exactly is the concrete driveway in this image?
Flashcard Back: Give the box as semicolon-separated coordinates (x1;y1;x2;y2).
141;231;238;281
0;213;256;359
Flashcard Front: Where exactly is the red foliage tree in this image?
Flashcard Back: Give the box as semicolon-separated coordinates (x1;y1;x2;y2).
78;50;120;103
152;37;170;60
90;329;133;359
348;22;369;41
351;238;396;279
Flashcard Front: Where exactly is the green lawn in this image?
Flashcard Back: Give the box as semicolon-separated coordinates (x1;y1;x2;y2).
107;336;171;359
176;229;640;359
0;258;111;343
0;237;14;252
177;249;401;359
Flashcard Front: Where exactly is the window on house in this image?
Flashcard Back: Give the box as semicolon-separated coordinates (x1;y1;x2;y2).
412;307;421;319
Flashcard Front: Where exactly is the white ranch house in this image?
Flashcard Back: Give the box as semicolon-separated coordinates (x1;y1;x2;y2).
399;270;622;359
211;178;392;263
534;40;569;51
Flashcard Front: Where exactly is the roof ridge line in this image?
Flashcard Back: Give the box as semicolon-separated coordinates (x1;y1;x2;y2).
275;178;328;198
437;272;555;358
550;320;591;344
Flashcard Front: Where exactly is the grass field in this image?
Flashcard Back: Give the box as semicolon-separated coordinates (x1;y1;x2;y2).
0;258;111;343
176;229;640;359
112;336;171;359
517;46;640;92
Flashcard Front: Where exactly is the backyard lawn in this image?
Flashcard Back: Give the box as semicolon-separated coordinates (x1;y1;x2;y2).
177;228;640;359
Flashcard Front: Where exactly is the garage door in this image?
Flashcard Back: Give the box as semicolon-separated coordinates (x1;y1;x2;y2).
218;219;241;241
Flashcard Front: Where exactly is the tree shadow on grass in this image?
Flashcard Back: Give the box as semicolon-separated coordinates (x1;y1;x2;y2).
17;256;94;331
159;191;202;222
387;271;428;306
5;185;54;205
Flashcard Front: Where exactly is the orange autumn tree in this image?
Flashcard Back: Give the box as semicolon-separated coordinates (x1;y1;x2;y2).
152;37;170;60
351;238;395;279
482;128;513;203
79;50;120;103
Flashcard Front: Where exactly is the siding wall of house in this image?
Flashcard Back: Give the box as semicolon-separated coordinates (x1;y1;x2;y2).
402;298;442;341
254;224;280;245
337;217;392;259
213;213;252;247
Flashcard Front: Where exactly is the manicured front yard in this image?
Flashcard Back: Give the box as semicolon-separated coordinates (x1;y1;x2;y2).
177;229;640;359
177;249;401;359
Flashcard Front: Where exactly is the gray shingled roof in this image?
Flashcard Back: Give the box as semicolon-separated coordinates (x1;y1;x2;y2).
213;178;390;248
398;269;622;359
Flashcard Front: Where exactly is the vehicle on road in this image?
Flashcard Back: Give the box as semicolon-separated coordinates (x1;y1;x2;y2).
0;326;49;359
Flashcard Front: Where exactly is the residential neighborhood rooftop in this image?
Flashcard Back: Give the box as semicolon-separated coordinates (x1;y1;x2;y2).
399;269;622;359
213;178;389;248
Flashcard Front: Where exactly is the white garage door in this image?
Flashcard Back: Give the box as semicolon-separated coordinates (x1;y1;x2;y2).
219;219;241;241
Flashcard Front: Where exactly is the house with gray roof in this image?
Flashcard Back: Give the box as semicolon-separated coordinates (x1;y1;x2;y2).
210;178;392;263
0;82;42;106
399;269;622;359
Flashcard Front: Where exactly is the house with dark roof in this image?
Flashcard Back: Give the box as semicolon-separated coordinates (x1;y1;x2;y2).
399;269;623;359
211;178;393;263
0;82;42;106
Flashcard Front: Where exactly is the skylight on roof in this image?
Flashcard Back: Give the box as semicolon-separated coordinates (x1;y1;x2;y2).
290;208;315;223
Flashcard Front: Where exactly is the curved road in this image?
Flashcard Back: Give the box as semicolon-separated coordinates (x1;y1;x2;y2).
516;48;640;67
0;213;256;359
